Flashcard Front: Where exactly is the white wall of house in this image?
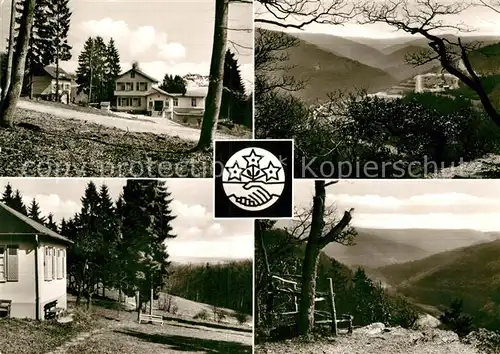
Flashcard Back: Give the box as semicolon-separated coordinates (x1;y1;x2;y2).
114;71;156;111
146;93;171;117
0;239;68;319
0;242;36;318
39;242;67;317
176;96;205;109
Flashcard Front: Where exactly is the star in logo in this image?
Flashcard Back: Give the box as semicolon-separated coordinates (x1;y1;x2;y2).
225;161;243;181
262;161;282;181
242;149;263;168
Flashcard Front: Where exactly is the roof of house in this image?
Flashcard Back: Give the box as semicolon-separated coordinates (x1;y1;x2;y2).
0;203;73;244
117;67;159;83
173;108;204;116
184;87;208;98
145;86;173;97
42;66;72;80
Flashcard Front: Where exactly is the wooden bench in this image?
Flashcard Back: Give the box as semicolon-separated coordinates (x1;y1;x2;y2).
139;313;163;325
0;300;12;318
44;300;64;320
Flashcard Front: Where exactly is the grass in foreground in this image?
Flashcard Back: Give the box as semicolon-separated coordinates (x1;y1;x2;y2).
65;323;252;354
0;109;212;177
0;299;125;354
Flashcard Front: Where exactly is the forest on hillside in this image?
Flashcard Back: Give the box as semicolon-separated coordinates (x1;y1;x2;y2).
168;260;253;315
255;226;420;332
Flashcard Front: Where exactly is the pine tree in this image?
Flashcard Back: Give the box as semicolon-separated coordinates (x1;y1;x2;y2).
221;49;246;124
120;179;176;315
10;190;27;215
76;37;107;103
1;183;14;204
49;0;72;101
105;38;121;102
96;184;120;294
93;36;107;102
72;181;102;307
160;74;187;94
28;198;46;223
45;213;58;231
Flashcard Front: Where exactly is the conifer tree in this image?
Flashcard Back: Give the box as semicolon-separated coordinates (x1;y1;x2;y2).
76;37;107;102
96;184;120;295
105;38;121;102
160;74;187;94
45;213;58;232
120;179;176;315
1;183;14;204
10;190;27;215
28;198;45;223
221;49;245;124
49;0;72;102
72;181;101;307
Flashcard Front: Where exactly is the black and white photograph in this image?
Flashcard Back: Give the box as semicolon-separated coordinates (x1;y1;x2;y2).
256;179;500;353
0;178;253;353
0;0;253;177
255;0;500;178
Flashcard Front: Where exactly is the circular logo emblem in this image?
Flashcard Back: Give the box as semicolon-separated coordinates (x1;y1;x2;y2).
222;147;285;211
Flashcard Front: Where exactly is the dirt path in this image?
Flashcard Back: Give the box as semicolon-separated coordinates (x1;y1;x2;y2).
17;100;236;141
54;319;252;354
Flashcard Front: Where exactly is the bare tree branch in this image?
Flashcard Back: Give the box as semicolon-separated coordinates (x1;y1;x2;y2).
360;0;500;127
255;0;360;29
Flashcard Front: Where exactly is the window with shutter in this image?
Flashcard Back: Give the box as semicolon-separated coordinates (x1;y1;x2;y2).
44;247;49;280
52;248;56;280
0;246;5;282
6;247;19;282
57;250;63;279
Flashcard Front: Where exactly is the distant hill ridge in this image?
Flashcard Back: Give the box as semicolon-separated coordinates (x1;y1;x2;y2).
322;227;500;268
265;29;499;100
258;28;398;102
372;238;500;330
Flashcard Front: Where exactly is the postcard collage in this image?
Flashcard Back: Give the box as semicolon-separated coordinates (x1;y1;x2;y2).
1;0;500;353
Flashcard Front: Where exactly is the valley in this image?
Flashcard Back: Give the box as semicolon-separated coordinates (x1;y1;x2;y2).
260;28;500;103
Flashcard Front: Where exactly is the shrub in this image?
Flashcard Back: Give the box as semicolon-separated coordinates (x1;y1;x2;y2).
193;309;209;321
388;295;419;329
440;298;474;338
236;312;249;324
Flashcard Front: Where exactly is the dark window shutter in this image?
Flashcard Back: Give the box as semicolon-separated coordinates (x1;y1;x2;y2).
7;247;19;282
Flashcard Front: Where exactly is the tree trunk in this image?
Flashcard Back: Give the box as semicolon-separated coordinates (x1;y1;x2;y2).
297;181;354;335
76;281;83;306
298;181;326;336
195;0;228;151
136;291;141;322
86;292;92;311
1;0;17;104
298;240;321;335
55;51;60;102
0;0;36;127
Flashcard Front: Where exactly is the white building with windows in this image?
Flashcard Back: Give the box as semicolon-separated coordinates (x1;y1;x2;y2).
0;203;71;320
114;67;206;120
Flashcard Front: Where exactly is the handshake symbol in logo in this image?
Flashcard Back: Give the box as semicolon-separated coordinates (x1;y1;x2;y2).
222;147;285;211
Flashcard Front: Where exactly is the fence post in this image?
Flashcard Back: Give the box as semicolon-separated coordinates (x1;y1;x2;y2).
328;278;338;336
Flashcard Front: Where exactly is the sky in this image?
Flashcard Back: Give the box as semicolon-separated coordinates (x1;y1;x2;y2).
255;0;500;38
0;178;254;263
0;0;253;89
292;180;500;232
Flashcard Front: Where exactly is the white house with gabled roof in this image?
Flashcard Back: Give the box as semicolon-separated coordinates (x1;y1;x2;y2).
0;203;72;320
114;66;206;119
